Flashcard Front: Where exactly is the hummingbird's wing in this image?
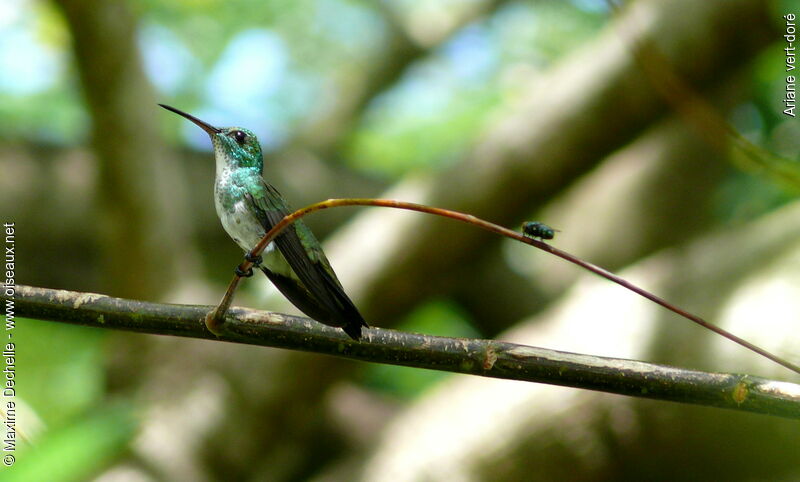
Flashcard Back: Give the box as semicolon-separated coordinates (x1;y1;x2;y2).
244;180;368;339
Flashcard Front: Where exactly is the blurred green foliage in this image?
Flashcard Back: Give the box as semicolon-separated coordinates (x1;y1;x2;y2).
346;2;606;176
6;403;136;482
1;0;606;173
16;318;106;426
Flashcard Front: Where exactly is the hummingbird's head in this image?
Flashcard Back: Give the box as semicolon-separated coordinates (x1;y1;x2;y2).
213;126;263;170
159;104;263;171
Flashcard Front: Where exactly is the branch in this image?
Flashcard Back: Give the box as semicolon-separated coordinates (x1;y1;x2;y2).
211;198;800;377
12;285;800;420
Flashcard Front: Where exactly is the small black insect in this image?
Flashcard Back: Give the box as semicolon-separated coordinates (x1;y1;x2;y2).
522;221;557;240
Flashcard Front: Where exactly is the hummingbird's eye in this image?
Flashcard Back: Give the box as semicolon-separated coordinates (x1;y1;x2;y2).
232;130;247;145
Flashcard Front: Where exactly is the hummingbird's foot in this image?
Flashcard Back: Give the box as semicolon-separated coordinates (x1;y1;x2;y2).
235;265;254;277
244;251;263;267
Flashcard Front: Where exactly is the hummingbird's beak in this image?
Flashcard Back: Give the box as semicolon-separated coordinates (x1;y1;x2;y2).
159;104;220;136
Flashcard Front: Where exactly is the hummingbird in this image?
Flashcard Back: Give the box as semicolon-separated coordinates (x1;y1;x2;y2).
160;104;368;340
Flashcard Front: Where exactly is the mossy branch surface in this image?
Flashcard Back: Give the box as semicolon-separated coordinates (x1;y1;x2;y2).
13;285;800;420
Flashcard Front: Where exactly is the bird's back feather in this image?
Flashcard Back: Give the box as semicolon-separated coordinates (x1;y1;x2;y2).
244;181;368;340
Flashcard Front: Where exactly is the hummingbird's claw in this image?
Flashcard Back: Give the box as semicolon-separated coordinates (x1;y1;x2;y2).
235;265;254;277
245;251;263;267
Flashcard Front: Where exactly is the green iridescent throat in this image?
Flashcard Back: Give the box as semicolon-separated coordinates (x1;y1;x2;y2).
215;127;263;170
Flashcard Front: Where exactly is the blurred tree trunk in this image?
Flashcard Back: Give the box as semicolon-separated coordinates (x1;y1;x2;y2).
54;0;194;299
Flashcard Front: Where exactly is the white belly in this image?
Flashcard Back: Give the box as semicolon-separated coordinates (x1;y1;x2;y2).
218;200;267;251
216;199;292;277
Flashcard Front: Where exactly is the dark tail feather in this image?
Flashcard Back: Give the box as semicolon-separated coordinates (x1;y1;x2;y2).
342;321;365;340
262;267;368;340
338;296;369;341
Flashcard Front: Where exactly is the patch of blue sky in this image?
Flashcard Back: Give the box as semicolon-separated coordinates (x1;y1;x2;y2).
198;29;295;151
570;0;609;14
139;22;199;95
0;18;62;95
439;23;497;85
206;29;287;112
364;19;497;125
368;63;456;125
313;0;383;51
270;70;318;123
